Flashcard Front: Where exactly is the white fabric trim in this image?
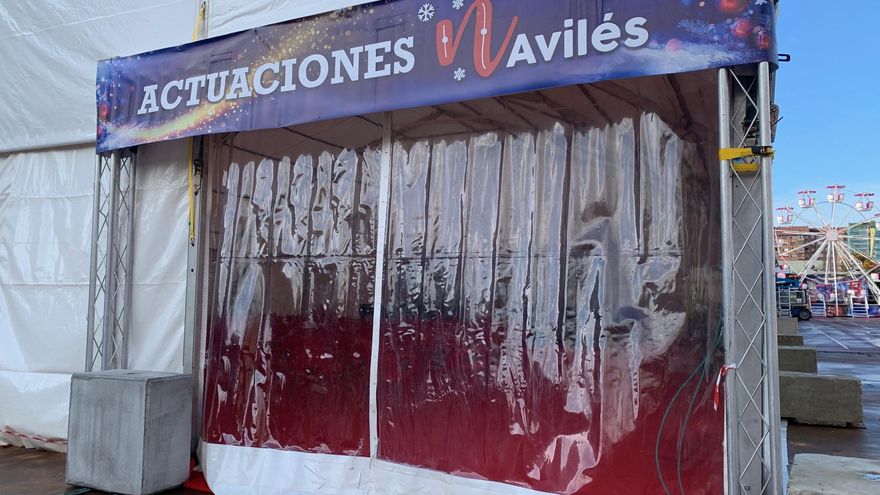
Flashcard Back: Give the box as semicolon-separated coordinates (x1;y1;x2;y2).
202;442;556;495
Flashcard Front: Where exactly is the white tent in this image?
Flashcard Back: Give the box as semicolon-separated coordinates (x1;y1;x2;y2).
0;2;785;494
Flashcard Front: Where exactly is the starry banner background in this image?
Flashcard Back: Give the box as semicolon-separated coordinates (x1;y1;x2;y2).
96;0;776;152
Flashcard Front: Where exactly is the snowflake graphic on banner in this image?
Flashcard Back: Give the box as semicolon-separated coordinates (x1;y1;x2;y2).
453;67;466;82
417;3;435;22
453;0;464;10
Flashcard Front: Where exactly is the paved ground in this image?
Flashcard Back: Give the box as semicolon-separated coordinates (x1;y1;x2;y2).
787;318;880;463
0;446;203;495
0;447;68;495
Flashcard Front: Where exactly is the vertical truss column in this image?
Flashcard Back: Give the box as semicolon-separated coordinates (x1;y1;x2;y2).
720;63;782;495
86;149;137;371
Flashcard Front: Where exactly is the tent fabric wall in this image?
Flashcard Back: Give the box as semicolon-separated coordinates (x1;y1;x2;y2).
0;0;378;153
0;0;198;153
0;371;72;452
0;147;94;373
127;141;191;373
0;142;190;450
0;0;196;449
207;0;374;37
0;146;94;451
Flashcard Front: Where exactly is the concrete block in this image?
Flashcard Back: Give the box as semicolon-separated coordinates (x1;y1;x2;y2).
777;317;799;336
778;335;805;346
780;372;863;427
778;346;818;373
788;454;880;494
66;370;192;495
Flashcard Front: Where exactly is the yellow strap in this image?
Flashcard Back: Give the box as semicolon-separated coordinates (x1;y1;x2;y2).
731;162;761;174
718;146;774;161
192;2;206;42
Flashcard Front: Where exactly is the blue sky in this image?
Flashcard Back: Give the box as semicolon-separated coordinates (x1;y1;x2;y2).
773;1;880;210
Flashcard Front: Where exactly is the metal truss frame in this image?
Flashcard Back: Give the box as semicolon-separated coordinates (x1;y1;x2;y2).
719;62;783;494
86;149;137;371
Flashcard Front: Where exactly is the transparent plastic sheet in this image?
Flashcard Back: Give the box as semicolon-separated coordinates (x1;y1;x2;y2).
203;71;723;494
204;119;384;452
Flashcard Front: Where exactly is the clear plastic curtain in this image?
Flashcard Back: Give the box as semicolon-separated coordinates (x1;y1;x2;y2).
203;72;724;494
378;114;722;493
204;122;382;453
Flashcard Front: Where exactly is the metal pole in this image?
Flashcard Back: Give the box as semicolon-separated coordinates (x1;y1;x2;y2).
101;151;121;369
718;67;740;495
120;151;136;369
184;137;208;451
833;241;841;309
184;138;203;373
85;154;104;372
758;60;783;495
369;111;393;459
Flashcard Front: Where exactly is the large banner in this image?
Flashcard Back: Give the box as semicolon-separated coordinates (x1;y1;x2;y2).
96;0;776;151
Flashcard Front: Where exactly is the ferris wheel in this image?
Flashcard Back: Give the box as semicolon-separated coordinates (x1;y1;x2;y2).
775;186;880;307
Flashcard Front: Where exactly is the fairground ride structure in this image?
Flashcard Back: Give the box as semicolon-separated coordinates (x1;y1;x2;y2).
775;186;880;317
